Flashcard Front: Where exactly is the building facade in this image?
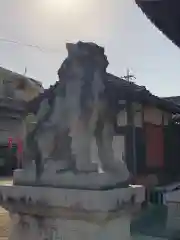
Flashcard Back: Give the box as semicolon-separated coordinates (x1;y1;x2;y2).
115;99;174;187
0;67;43;101
27;73;180;186
0;67;44;174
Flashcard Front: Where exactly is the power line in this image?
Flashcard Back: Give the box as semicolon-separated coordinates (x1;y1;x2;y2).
0;37;62;53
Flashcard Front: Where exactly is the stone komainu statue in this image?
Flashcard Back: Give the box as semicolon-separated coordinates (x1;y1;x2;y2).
25;41;129;183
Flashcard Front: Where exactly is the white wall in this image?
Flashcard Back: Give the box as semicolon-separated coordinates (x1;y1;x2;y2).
116;103;170;128
113;135;125;162
116;102;143;128
144;106;162;125
117;109;127;126
133;103;143;128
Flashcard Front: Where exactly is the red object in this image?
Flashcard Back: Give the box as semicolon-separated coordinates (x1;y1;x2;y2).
16;138;23;168
145;123;164;168
17;139;23;154
8;137;13;149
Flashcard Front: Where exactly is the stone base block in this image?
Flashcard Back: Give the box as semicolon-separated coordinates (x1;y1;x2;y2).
13;169;129;190
0;185;144;240
164;188;180;231
9;214;132;240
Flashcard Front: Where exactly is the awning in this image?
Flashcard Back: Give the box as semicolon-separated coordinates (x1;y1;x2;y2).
135;0;180;48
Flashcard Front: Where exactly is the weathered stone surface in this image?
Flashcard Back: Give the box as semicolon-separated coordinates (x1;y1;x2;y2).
14;168;129;190
9;214;132;240
0;42;145;240
0;185;144;212
0;185;144;240
21;41;130;188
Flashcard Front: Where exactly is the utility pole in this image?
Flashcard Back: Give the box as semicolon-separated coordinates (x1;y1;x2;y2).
23;67;27;76
122;68;137;176
122;69;136;82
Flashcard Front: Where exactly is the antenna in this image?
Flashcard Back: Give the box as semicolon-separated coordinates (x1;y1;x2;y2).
122;69;136;82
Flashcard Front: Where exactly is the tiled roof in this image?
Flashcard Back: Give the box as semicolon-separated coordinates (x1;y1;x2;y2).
163;96;180;105
0;66;43;89
27;73;180;114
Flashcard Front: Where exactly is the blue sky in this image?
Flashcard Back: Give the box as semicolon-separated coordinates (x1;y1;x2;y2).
0;0;180;97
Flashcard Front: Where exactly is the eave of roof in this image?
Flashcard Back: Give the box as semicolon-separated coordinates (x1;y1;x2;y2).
0;66;43;89
27;73;180;115
163;96;180;105
135;0;180;48
107;73;180;114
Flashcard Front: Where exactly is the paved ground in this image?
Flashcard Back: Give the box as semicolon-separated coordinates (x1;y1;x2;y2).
0;208;9;240
0;178;12;186
0;178;12;240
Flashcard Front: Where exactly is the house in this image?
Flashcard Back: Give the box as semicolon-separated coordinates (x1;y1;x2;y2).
0;98;26;174
108;74;180;187
27;73;180;186
0;67;44;174
133;1;180;239
0;67;44;101
135;0;180;184
163;96;180;106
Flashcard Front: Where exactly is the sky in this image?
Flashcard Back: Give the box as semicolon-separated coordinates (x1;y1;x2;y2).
0;0;180;97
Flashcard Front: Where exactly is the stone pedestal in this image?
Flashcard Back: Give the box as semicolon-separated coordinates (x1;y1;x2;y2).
13;168;130;190
0;185;144;240
164;188;180;231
